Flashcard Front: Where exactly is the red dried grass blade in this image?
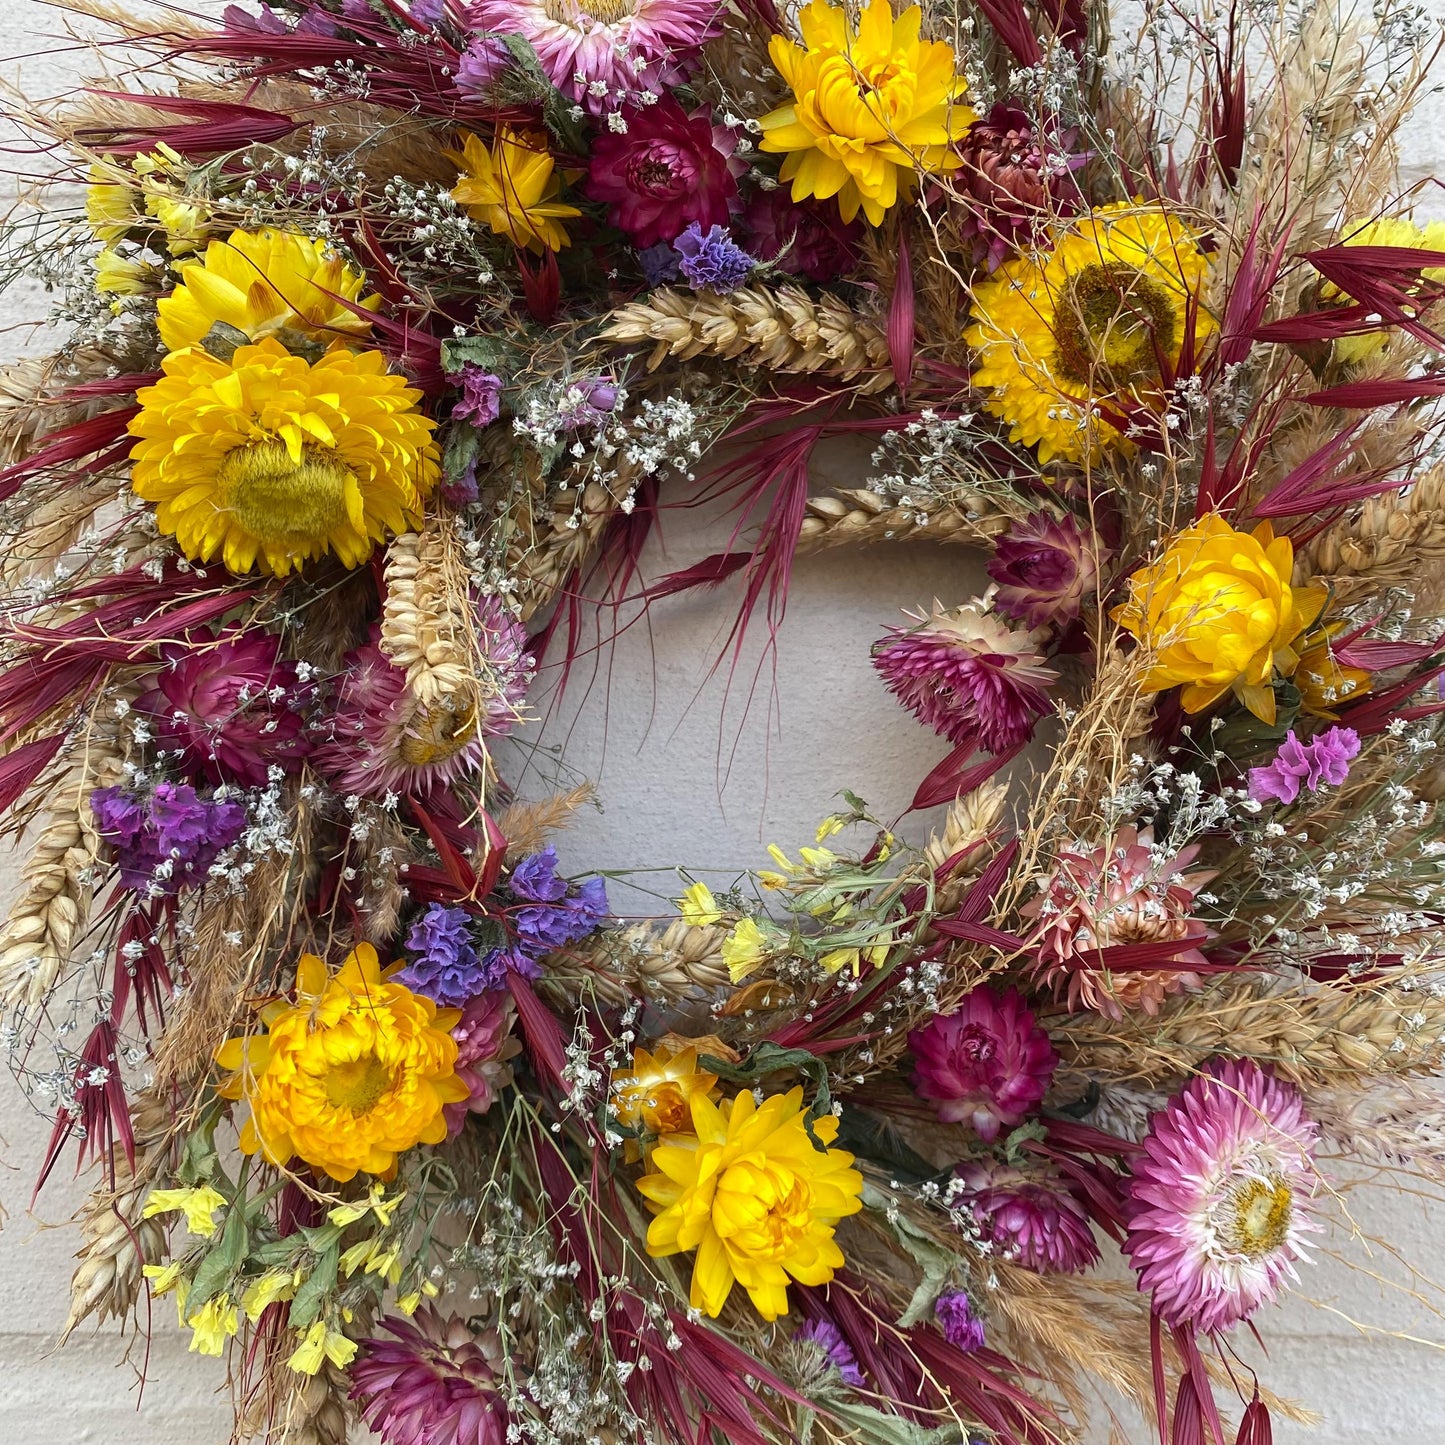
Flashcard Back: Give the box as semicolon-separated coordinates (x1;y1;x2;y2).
911;740;1024;810
75;90;298;154
888;231;915;397
1302;376;1445;408
0;732;64;813
973;0;1043;64
0;404;140;499
1235;1395;1272;1445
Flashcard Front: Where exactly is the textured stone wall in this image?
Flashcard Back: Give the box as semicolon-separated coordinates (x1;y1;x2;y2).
1;1;1444;1440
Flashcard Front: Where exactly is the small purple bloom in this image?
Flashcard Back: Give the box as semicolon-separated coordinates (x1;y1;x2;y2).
510;846;568;902
796;1318;864;1386
455;36;512;97
91;782;246;896
395;902;488;1006
439;457;479;509
1248;726;1361;806
222;3;287;32
638;242;681;286
509;849;609;955
935;1291;986;1352
411;0;447;24
475;945;542;991
673;223;755;293
453;364;502;429
584;378;618;413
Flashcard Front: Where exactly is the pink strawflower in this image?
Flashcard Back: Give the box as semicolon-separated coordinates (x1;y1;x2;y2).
987;512;1107;629
312;603;531;800
741;189;862;283
466;0;722;113
586;98;739;249
138;627;311;787
445;991;521;1135
909;986;1057;1141
1248;727;1361;805
873;601;1056;753
351;1306;507;1445
954;1158;1100;1274
1125;1059;1320;1333
1023;826;1213;1019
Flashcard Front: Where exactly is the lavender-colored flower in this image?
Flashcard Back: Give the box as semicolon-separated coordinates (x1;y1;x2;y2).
934;1291;985;1352
510;845;569;902
987;512;1107;629
351;1306;507;1445
954;1159;1100;1275
796;1318;864;1387
445;992;520;1134
455;36;511;97
411;0;448;24
395;903;488;1006
222;3;287;33
673;223;755;293
514;875;609;952
92;782;246;895
873;601;1056;754
909;986;1057;1140
1248;727;1361;805
440;458;479;509
453;364;503;429
638;242;682;286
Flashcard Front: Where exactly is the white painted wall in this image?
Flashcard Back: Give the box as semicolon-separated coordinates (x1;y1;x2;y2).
1;1;1445;1440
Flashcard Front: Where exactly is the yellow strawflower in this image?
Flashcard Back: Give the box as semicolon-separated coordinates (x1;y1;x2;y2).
1113;515;1327;724
676;881;722;928
128;337;438;577
758;0;973;226
449;127;580;252
966;202;1215;465
636;1087;863;1320
1319;216;1445;364
156;228;380;353
287;1320;358;1375
215;943;468;1183
610;1044;719;1137
141;1184;228;1237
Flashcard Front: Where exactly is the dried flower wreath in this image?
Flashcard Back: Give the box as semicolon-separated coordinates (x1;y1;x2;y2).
3;0;1445;1443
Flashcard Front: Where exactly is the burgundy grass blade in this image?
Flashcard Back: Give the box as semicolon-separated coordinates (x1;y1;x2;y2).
0;732;64;813
73;90;297;154
0;405;140;499
911;740;1025;810
888;232;915;397
972;0;1043;64
1302;376;1445;407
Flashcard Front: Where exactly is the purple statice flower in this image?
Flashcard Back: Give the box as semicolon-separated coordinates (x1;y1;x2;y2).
222;3;287;32
92;782;246;896
935;1291;986;1352
453;364;503;429
638;242;682;286
411;0;448;24
509;847;609;954
1248;727;1361;806
455;36;512;98
395;902;488;1006
673;223;755;293
796;1318;864;1387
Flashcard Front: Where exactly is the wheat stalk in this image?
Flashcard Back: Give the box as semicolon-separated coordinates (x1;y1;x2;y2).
380;522;478;707
796;488;1019;553
563;919;730;1004
600;285;893;392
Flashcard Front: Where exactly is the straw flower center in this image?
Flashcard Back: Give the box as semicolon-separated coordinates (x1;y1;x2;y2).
1215;1174;1293;1258
398;699;479;766
322;1052;395;1116
715;1158;815;1262
218;440;356;552
543;0;634;25
1053;262;1177;388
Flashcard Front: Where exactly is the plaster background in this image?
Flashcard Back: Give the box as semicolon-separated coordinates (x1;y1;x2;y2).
1;1;1445;1439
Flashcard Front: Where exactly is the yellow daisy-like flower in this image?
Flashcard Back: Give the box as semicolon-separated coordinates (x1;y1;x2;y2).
759;0;973;226
610;1045;719;1138
965;202;1216;465
215;943;468;1183
128;337;439;577
1319;216;1445;364
636;1087;863;1321
449;128;580;253
1112;515;1327;724
156;228;380;354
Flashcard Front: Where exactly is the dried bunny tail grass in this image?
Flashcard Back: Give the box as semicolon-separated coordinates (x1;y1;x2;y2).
381;522;479;708
1054;976;1445;1087
600;285;893;392
61;1087;172;1342
796;487;1019;554
0;723;128;1011
498;784;597;863
1309;1076;1445;1180
563;919;730;1004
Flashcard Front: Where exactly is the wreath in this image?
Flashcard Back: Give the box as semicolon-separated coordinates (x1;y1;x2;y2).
4;0;1445;1443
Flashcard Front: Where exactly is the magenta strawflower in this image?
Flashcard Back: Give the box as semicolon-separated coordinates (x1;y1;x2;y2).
1024;826;1213;1019
873;601;1055;753
909;986;1057;1141
1125;1059;1320;1333
466;0;722;113
1248;727;1361;805
351;1306;507;1445
138;627;311;787
444;991;521;1134
954;1159;1100;1274
987;512;1107;630
312;603;530;799
585;98;739;249
741;189;862;283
